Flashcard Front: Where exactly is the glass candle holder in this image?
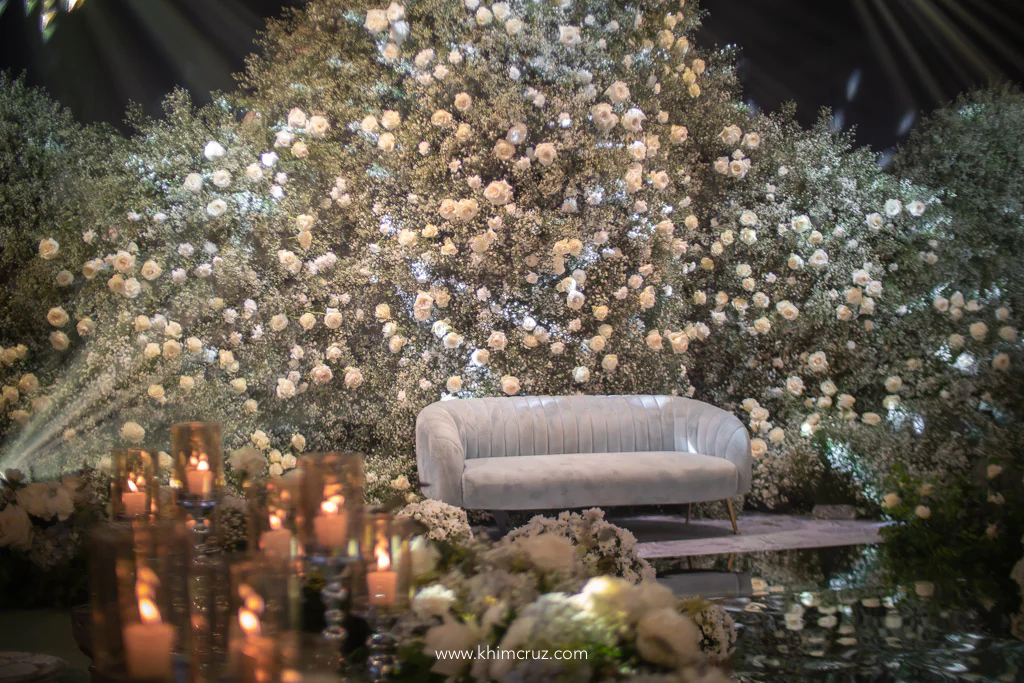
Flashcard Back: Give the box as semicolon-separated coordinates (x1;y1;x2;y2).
297;452;364;560
91;521;193;682
111;448;160;520
355;512;413;614
226;559;292;683
355;513;413;682
252;478;301;560
169;422;224;507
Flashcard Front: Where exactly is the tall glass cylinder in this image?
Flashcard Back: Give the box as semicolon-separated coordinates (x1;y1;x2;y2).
169;422;224;507
226;558;295;683
252;478;301;561
355;513;413;614
91;521;193;682
297;453;364;560
111;448;160;520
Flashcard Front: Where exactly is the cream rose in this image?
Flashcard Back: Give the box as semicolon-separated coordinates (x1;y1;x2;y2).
47;307;69;327
38;238;60;260
500;375;521;395
121;421;146;444
483;180;514;205
534;142;558;166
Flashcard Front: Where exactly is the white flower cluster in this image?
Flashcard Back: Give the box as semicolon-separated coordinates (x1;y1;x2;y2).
0;0;1018;523
396;520;729;681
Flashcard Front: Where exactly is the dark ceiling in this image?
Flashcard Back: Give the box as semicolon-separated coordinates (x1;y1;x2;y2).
2;0;1023;157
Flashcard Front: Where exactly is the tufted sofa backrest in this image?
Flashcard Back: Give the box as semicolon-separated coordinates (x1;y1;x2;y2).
423;394;742;460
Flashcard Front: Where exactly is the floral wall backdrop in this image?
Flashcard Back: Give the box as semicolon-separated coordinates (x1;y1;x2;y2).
0;0;1019;549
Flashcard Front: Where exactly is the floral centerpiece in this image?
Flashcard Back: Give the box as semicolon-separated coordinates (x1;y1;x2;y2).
395;523;735;681
0;468;105;606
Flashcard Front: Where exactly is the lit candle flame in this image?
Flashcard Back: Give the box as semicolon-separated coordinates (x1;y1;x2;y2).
139;597;162;625
320;499;337;515
197;460;210;472
189;455;199;467
127;479;139;493
238;608;261;636
269;513;282;530
374;538;391;571
244;593;265;614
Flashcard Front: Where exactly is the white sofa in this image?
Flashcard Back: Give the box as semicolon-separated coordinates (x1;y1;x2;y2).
415;395;751;528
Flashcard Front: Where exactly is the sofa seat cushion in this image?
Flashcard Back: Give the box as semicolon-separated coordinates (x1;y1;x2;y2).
461;451;740;510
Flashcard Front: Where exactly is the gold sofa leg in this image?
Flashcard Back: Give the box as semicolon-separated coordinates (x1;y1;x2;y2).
725;499;738;535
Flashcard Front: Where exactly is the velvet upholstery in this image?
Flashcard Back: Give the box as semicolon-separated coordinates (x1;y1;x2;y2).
415;395;751;510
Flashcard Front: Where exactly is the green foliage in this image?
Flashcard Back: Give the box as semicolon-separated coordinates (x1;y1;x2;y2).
0;72;122;346
879;463;1024;615
895;84;1024;312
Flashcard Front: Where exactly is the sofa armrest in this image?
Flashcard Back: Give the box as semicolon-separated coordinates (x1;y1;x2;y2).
415;404;467;507
673;398;752;496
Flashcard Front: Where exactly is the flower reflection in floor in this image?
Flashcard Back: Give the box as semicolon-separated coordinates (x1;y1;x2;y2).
654;545;1024;681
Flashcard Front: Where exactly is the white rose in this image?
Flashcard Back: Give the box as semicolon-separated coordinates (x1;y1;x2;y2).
517;533;577;571
786;376;805;396
776;300;800;321
636;608;701;668
422;620;478;678
807;351;829;373
719;124;743;146
483;180;514;205
487;331;508;351
377;132;396;152
622;107;647;133
75;318;96;337
120;421;146;444
207;198;228;217
558;25;582;47
601;354;618;372
38;238;60;260
50;331;69;351
454;198;480;222
306;115;330;136
365;8;389;34
344;367;364;390
212;169;231;188
203;140;225;159
500;375;521;395
47;307;69;327
310;364;333;385
276;377;297;399
453;92;473;112
323;308;343;329
591;103;618;131
534;142;558;166
667;331;689;354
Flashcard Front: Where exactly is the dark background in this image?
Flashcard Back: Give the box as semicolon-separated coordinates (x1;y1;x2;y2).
2;0;1023;159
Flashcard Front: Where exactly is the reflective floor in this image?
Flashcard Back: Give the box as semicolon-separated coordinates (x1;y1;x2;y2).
655;546;1024;682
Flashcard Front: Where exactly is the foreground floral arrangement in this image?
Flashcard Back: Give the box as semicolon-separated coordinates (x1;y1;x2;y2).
398;504;734;681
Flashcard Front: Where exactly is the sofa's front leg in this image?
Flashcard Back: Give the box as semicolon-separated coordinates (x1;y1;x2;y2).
491;510;511;537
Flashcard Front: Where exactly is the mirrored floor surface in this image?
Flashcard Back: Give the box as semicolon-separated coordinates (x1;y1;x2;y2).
654;546;1024;682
